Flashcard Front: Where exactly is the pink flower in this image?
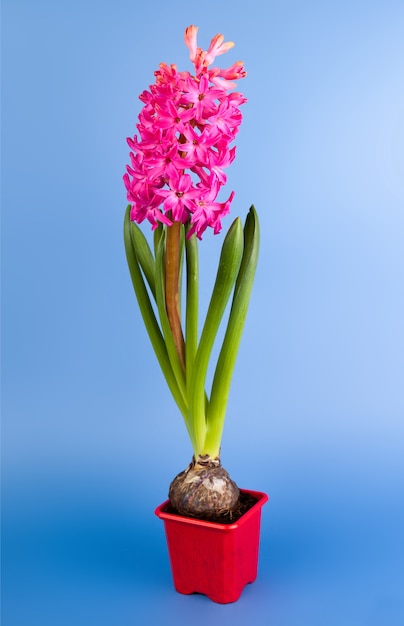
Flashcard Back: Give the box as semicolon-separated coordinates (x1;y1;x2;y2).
188;185;235;239
184;27;235;69
207;143;237;184
127;180;172;230
184;25;199;63
180;124;220;165
180;75;224;121
153;99;195;132
124;26;246;238
209;99;243;138
155;172;200;222
204;33;235;66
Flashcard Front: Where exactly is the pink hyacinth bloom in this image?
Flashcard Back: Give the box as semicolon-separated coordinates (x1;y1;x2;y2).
155;172;200;222
188;185;235;239
204;33;235;66
128;182;172;230
209;99;243;137
181;75;224;121
216;61;247;81
153;99;195;133
208;143;237;184
180;124;220;164
184;25;199;62
124;25;246;238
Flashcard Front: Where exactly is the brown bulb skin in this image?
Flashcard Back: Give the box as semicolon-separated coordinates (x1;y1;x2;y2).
169;458;240;520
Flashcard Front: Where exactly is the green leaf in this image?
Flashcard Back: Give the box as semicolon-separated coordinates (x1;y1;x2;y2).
189;217;244;454
153;223;163;258
123;206;187;418
129;222;156;300
204;206;260;456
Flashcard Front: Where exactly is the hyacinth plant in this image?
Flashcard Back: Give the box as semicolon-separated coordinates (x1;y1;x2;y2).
123;25;259;520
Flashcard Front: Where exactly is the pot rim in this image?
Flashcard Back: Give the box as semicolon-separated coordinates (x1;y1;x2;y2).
155;488;268;530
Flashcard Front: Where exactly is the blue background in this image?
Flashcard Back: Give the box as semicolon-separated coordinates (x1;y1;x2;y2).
2;0;404;624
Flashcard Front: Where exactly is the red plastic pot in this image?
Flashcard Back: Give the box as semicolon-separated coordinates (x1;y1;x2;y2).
155;488;268;604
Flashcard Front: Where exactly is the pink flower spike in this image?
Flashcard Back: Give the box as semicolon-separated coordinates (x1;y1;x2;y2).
124;25;246;238
184;25;199;62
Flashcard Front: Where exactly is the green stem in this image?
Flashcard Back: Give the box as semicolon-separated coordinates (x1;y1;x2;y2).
154;229;188;409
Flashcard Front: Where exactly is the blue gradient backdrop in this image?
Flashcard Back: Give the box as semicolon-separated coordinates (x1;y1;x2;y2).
2;1;404;624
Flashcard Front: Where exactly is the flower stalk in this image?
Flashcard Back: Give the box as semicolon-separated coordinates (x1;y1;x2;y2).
165;220;186;371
